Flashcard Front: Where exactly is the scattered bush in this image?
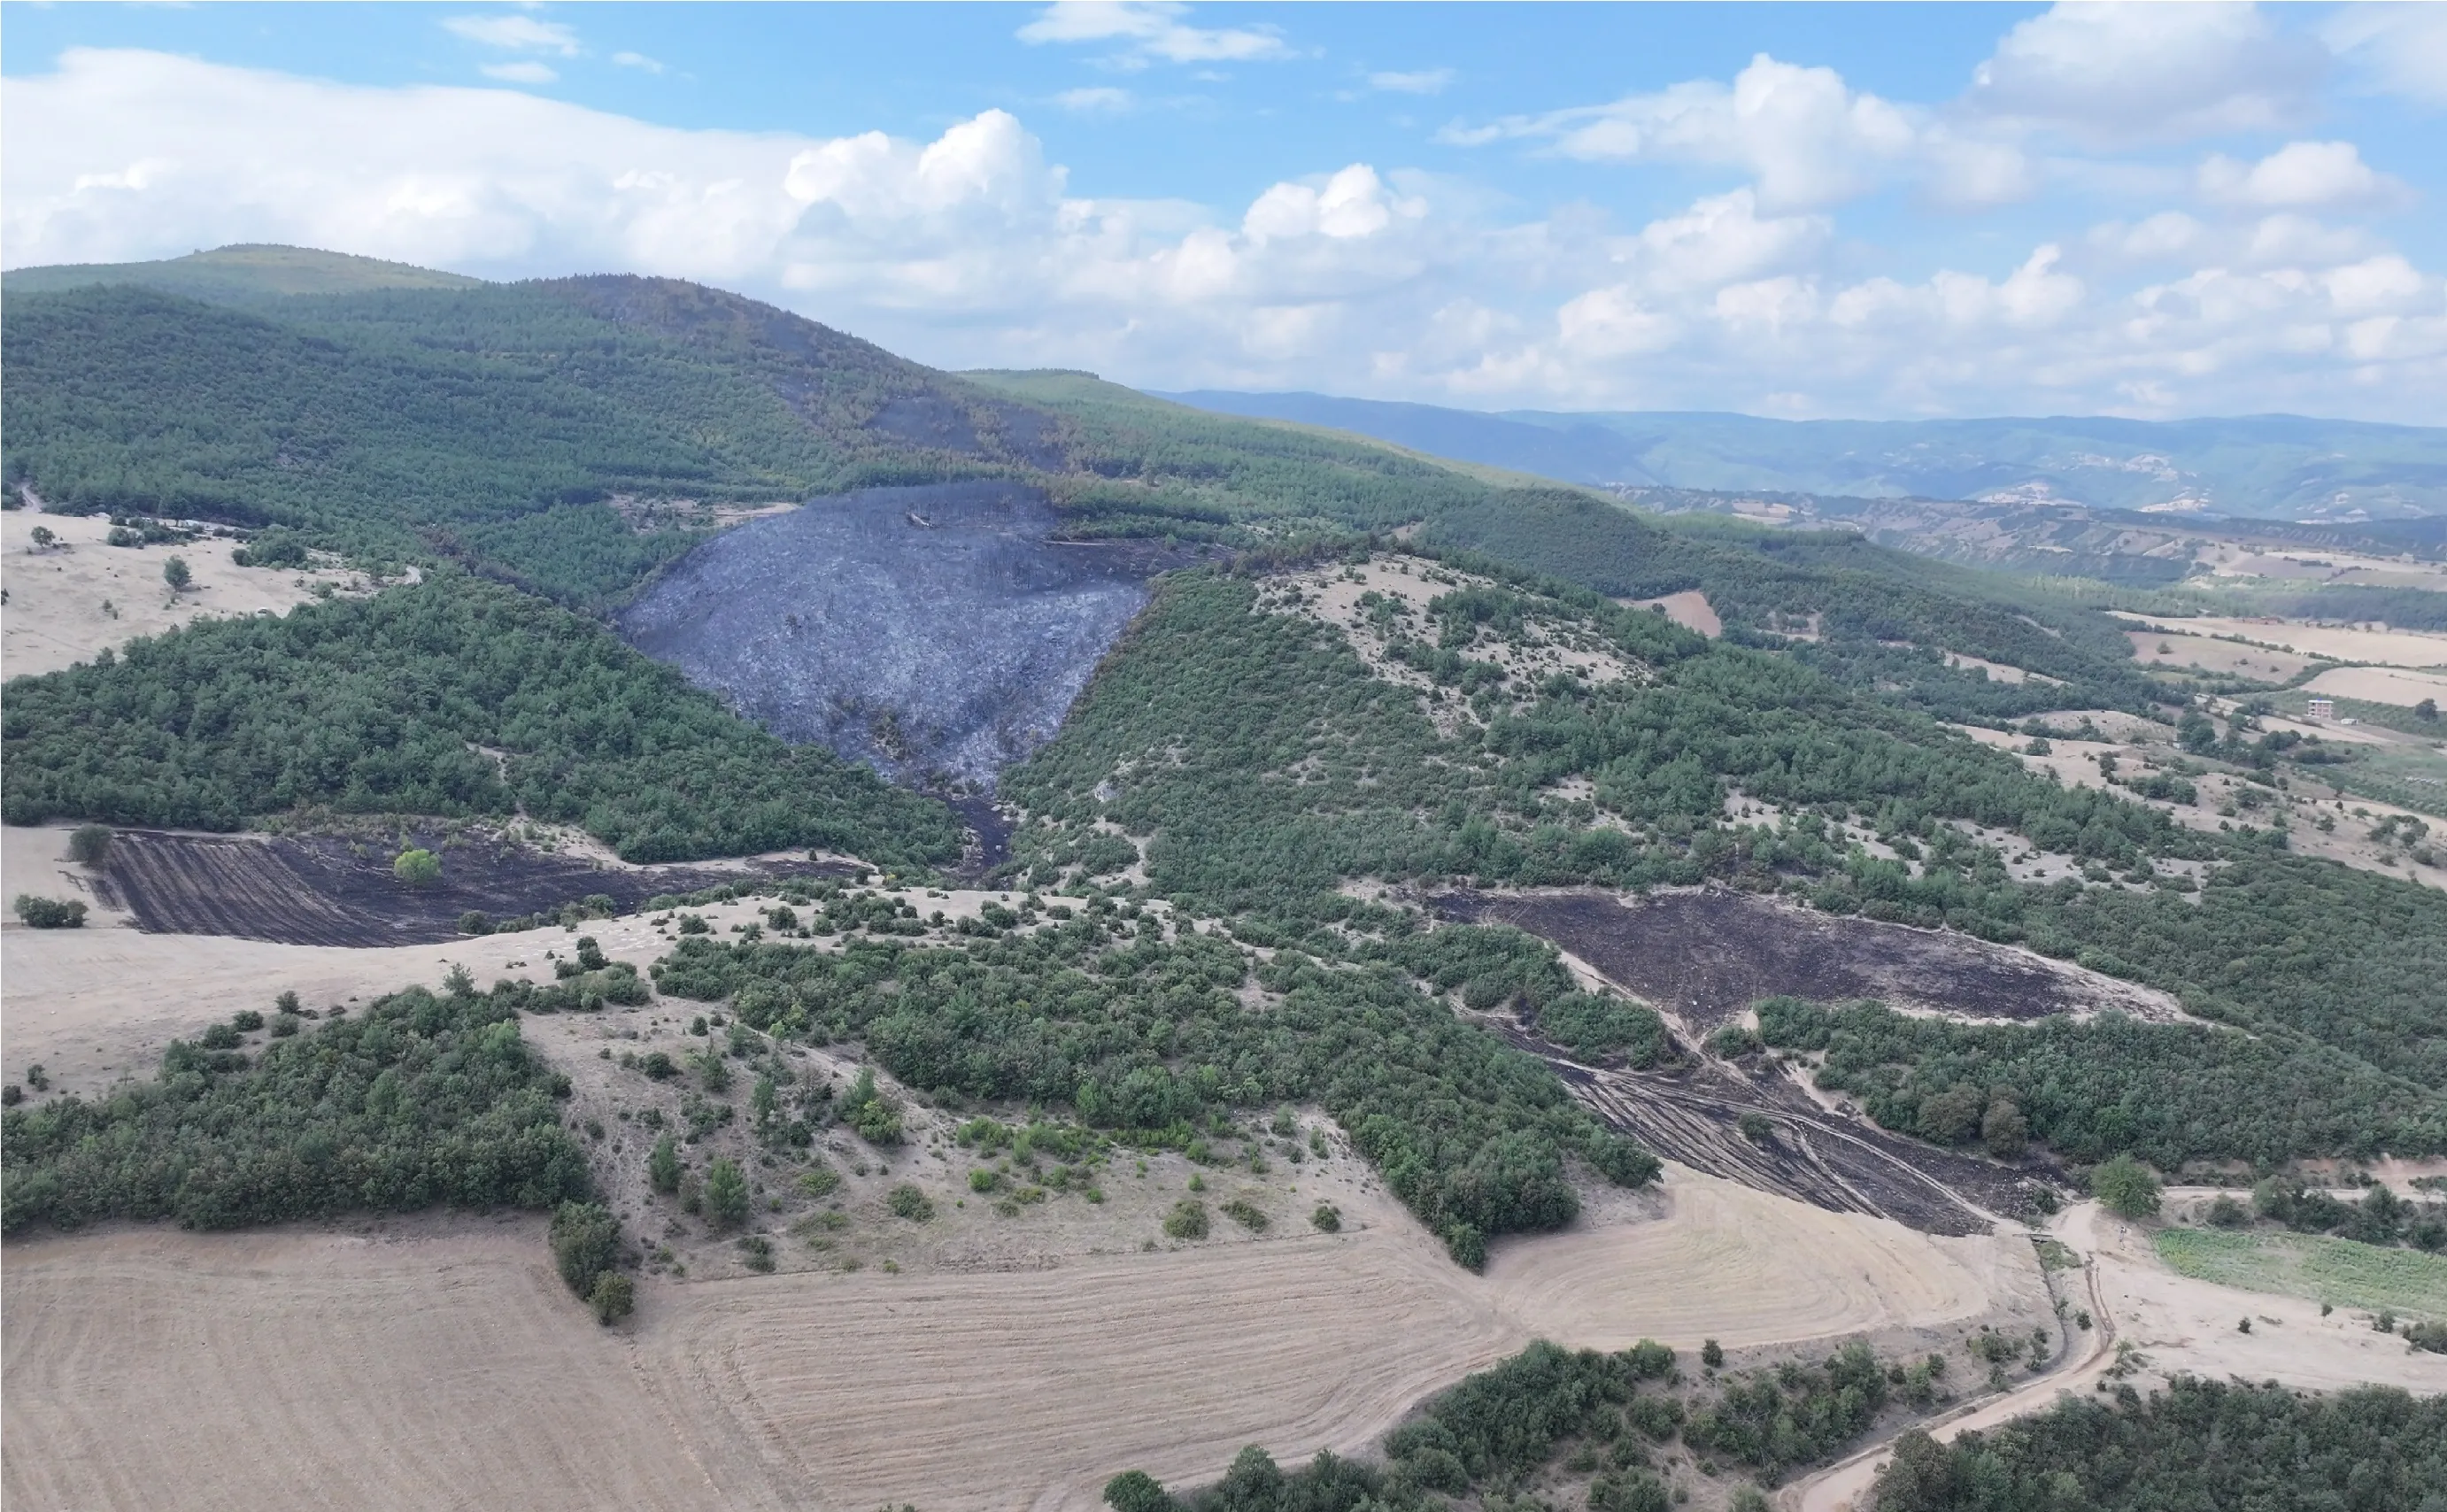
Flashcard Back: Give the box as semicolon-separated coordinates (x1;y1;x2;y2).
888;1183;933;1221
66;824;111;867
1220;1197;1270;1231
1310;1202;1342;1233
391;848;441;887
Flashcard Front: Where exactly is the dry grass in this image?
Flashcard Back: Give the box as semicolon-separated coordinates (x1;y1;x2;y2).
2;508;374;679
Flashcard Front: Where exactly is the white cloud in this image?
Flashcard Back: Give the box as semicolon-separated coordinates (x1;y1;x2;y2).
1055;86;1134;113
1017;3;1290;68
2323;4;2447;107
480;61;559;85
4;46;2438;423
1442;54;1958;212
1368;68;1454;96
1966;3;2325;143
2198;140;2404;210
444;15;582;57
612;51;665;74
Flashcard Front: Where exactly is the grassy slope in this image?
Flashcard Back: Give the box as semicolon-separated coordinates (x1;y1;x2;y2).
2154;1228;2447;1319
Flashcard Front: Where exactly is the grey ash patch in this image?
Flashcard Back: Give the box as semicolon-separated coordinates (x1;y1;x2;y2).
618;482;1178;787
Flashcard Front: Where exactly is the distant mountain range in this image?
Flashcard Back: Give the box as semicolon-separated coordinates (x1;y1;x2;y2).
1157;390;2447;522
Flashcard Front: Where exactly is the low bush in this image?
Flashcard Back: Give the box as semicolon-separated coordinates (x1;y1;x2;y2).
1163;1199;1210;1239
12;894;86;929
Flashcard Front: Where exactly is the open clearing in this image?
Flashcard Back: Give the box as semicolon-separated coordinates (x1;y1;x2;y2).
1631;590;1723;638
2153;1228;2447;1322
2;506;371;679
2;1162;2030;1512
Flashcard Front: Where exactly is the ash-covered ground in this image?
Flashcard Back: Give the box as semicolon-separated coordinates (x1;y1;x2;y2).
620;482;1185;786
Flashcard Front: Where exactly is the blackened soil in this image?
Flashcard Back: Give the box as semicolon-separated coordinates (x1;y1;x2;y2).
90;830;847;947
1491;1019;2050;1233
618;482;1208;788
1445;888;2143;1032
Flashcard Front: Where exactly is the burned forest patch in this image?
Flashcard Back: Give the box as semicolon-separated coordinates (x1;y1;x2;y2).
89;830;846;947
1442;888;2182;1032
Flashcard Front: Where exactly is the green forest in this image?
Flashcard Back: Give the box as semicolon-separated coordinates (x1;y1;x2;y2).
0;572;962;864
1;984;590;1234
1870;1377;2447;1511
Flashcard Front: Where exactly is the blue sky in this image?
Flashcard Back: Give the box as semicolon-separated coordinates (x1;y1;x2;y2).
5;3;2443;420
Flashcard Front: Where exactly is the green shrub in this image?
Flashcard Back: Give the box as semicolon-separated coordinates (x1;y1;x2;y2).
587;1271;634;1325
704;1158;750;1228
1310;1202;1342;1233
66;825;111;867
1163;1199;1210;1239
549;1200;622;1295
12;895;86;929
2094;1154;2164;1219
797;1162;841;1198
1220;1198;1269;1231
888;1183;933;1221
648;1134;682;1194
391;848;441;887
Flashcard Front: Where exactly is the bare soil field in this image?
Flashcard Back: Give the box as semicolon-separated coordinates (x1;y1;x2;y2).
2303;663;2447;708
2;507;373;679
3;1161;2037;1512
2124;628;2320;682
1632;590;1724;638
1443;888;2182;1030
81;827;847;946
2118;613;2447;669
1;1218;714;1512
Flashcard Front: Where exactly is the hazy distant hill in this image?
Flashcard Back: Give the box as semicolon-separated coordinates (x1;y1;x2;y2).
3;243;485;302
1161;390;2447;521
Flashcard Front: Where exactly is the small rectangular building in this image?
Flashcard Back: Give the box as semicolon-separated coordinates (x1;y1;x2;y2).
2307;698;2335;721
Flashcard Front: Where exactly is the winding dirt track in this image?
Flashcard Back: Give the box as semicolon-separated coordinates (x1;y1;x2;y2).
3;1165;2026;1512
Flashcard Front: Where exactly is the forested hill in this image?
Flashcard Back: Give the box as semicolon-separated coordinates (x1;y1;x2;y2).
2;251;1494;608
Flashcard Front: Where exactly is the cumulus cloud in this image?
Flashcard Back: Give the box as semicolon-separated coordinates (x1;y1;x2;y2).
3;45;2438;422
1445;54;1918;211
1966;3;2325;143
443;15;582;56
2198;140;2405;210
612;51;666;74
1368;68;1454;96
1017;2;1290;68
